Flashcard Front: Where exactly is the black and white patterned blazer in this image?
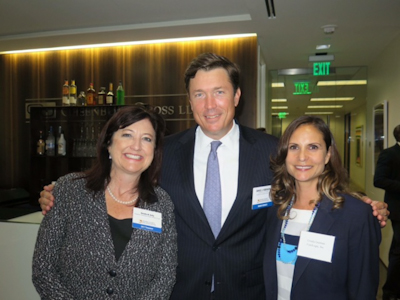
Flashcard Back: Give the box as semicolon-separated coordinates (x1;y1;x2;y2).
33;173;177;300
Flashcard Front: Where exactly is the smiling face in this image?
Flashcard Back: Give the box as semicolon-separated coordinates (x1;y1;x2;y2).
285;124;331;189
108;118;155;178
188;68;240;140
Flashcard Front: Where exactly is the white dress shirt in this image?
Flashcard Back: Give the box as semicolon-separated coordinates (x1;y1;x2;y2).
193;121;240;226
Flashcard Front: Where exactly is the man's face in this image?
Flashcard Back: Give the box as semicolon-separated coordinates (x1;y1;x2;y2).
188;68;240;140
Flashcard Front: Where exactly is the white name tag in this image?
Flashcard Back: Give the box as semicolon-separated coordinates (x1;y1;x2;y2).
132;208;162;233
252;185;273;210
297;231;335;263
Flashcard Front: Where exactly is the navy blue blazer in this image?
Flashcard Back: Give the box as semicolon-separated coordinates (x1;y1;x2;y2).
160;123;278;300
374;143;400;221
263;194;381;300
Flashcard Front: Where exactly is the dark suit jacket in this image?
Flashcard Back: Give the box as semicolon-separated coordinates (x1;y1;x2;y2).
160;123;278;300
374;143;400;220
263;194;381;300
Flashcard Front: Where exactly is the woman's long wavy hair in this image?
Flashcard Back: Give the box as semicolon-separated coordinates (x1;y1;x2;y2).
270;116;352;219
80;104;165;203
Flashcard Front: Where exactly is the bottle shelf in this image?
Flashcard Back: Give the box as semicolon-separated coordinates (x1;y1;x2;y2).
29;106;123;196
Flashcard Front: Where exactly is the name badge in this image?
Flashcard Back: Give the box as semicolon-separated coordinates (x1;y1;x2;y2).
132;208;162;233
252;185;273;210
297;231;335;263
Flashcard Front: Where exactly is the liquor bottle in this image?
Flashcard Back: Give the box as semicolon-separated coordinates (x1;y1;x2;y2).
45;126;55;156
98;87;106;105
86;83;96;105
37;130;45;155
58;132;66;156
106;82;114;105
62;80;70;106
69;79;77;106
77;91;86;106
57;125;63;145
116;81;125;105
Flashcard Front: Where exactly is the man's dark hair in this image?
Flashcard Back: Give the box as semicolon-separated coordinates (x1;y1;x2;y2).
184;53;240;94
393;124;400;142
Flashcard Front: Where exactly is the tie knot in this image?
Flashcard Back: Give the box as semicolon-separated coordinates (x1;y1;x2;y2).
210;141;222;154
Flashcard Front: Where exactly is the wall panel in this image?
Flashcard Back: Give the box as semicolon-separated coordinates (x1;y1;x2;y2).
0;36;257;191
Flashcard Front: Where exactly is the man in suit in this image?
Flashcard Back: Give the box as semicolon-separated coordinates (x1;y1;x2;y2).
374;124;400;300
160;53;278;299
39;53;388;299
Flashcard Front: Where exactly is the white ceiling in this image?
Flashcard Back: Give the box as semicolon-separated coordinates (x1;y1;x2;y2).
1;0;400;117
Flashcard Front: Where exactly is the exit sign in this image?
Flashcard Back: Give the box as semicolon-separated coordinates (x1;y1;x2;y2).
278;112;287;119
293;81;311;95
313;62;331;76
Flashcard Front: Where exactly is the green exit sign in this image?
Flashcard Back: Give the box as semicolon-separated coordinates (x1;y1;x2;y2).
313;62;331;76
278;112;287;119
293;81;311;95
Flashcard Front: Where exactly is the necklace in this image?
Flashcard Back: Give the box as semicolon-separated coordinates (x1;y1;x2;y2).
277;198;320;264
107;186;138;205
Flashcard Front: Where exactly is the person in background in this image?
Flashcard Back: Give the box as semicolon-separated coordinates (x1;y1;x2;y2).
32;105;177;299
264;116;381;300
374;124;400;300
38;53;388;300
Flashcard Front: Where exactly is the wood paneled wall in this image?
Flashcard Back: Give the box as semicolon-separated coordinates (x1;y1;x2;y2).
0;36;257;190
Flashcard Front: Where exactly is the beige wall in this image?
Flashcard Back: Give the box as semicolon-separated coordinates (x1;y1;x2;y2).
365;33;400;266
349;104;367;191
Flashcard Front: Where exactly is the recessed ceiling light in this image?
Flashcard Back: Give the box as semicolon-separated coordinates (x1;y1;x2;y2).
310;97;354;101
271;106;288;109
272;82;285;88
304;112;334;115
316;44;331;50
317;80;367;86
307;105;343;109
271;99;287;102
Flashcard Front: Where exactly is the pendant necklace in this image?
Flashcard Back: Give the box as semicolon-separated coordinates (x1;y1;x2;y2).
277;198;320;264
107;186;138;205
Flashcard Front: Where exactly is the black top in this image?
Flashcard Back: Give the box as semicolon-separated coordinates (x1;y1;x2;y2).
108;215;133;261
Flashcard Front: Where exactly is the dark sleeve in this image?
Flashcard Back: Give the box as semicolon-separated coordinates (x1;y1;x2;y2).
347;199;381;300
374;150;400;192
32;175;75;299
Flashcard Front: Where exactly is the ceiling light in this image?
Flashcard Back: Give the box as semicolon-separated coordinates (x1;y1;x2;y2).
271;99;287;102
278;68;311;75
310;97;354;101
321;24;337;34
0;33;256;54
316;45;330;50
271;106;288;109
272;82;285;88
307;105;343;109
305;112;334;115
317;80;367;86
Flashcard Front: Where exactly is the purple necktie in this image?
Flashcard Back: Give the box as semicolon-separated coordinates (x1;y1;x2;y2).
203;141;222;238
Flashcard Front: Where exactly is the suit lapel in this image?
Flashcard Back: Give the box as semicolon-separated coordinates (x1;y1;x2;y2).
218;126;259;241
292;197;335;288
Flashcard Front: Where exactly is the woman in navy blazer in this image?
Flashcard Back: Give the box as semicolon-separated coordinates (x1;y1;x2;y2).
263;116;381;300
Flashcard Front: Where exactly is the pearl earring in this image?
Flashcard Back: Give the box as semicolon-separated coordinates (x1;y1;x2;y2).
109;154;112;159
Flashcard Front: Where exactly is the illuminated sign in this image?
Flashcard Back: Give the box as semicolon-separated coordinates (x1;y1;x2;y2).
278;112;287;119
293;82;311;95
313;62;331;76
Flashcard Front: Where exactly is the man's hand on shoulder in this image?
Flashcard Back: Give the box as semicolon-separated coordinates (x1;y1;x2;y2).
361;195;389;228
39;184;55;215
